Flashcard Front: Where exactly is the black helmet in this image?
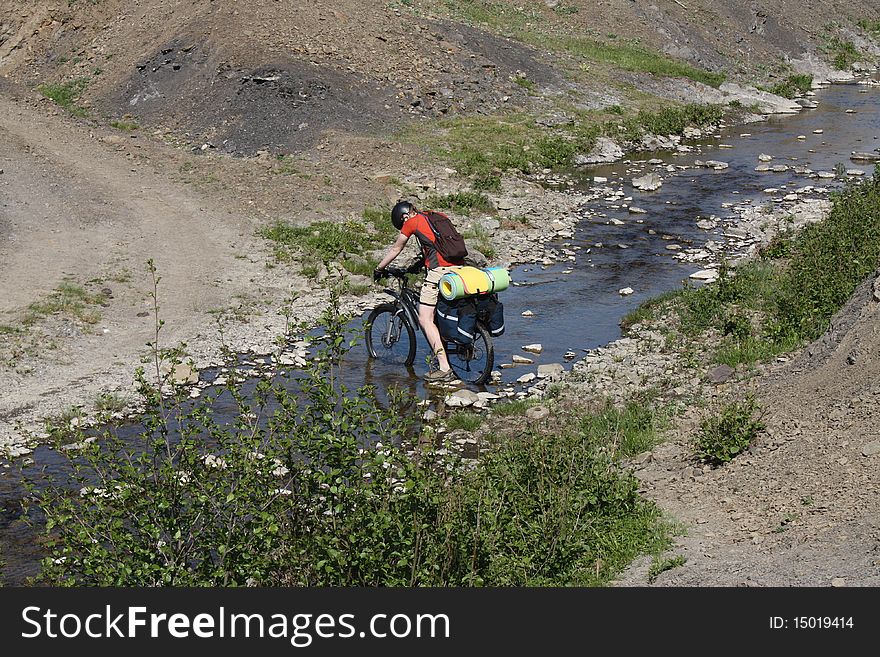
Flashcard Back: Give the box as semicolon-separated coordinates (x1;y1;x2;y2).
391;200;415;230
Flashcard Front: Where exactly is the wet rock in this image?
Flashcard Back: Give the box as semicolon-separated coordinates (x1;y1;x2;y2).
846;169;866;176
521;309;535;317
628;206;647;214
563;351;576;360
619;287;634;295
850;152;880;162
707;364;734;384
632;173;662;191
516;372;536;384
522;343;543;354
755;164;771;172
758;153;773;162
512;355;534;364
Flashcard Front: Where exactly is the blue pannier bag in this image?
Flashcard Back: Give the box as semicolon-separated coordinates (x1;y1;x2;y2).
436;297;477;345
476;293;505;337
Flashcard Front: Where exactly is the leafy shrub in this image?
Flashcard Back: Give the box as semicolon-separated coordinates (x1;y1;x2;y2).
695;396;765;466
26;272;669;586
765;74;813;99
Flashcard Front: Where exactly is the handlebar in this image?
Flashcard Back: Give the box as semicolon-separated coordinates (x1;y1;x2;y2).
376;259;424;280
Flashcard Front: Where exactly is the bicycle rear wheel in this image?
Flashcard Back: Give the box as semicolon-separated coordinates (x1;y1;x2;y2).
446;323;494;385
365;303;417;366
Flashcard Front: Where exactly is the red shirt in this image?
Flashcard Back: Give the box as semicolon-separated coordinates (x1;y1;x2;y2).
401;212;456;269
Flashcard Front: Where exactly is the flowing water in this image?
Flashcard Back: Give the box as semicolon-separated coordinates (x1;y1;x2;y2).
1;76;878;584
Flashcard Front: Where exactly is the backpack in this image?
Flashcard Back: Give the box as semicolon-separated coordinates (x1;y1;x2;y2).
424;210;468;264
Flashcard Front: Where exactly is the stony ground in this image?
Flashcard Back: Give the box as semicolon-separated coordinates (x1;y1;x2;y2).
1;0;879;586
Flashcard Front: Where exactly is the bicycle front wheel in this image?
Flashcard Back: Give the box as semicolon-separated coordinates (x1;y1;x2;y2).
446;323;494;385
365;303;417;367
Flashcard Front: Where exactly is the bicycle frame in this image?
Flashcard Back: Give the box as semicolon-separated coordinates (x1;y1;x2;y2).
380;284;421;335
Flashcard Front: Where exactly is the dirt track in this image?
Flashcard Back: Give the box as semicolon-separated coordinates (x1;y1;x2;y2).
0;90;326;445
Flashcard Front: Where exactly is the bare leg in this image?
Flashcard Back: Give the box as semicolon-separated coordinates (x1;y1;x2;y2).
418;304;450;371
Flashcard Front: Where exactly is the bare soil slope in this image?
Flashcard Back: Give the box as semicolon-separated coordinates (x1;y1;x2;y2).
618;272;880;586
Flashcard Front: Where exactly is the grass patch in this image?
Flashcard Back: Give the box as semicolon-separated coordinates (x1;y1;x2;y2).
110;119;139;131
24;281;107;326
426;191;495;215
406;103;723;189
620;288;684;333
763;74;813;99
259;215;394;279
491;399;538;416
546;36;725;87
446;412;483;432
577;401;666;458
648;554;686;582
95;392;127;414
37;78;90;117
694;396;765;466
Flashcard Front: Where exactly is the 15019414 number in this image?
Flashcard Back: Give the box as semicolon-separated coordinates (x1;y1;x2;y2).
794;617;854;629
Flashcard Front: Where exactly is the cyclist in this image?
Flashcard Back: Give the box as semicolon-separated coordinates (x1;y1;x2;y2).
374;200;464;382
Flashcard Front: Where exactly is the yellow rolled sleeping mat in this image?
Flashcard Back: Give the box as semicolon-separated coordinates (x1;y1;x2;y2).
439;266;511;301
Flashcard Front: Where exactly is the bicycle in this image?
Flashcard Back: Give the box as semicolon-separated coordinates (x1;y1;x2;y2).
365;261;495;385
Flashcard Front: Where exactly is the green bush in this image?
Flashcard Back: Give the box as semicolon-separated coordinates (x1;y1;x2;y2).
775;169;880;340
27;275;670;586
765;74;813;99
695;396;765;466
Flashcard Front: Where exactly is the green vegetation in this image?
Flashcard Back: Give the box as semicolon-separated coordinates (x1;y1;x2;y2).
648;554;686;582
764;74;813;99
546;36;725;87
260;206;401;278
858;19;880;40
426;191;495;215
409;103;723;190
94;392;127;414
445;412;483;432
37;78;90;117
491;398;538;416
29;281;670;586
24;281;108;326
694;396;765;466
110;119;139;131
825;37;861;70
